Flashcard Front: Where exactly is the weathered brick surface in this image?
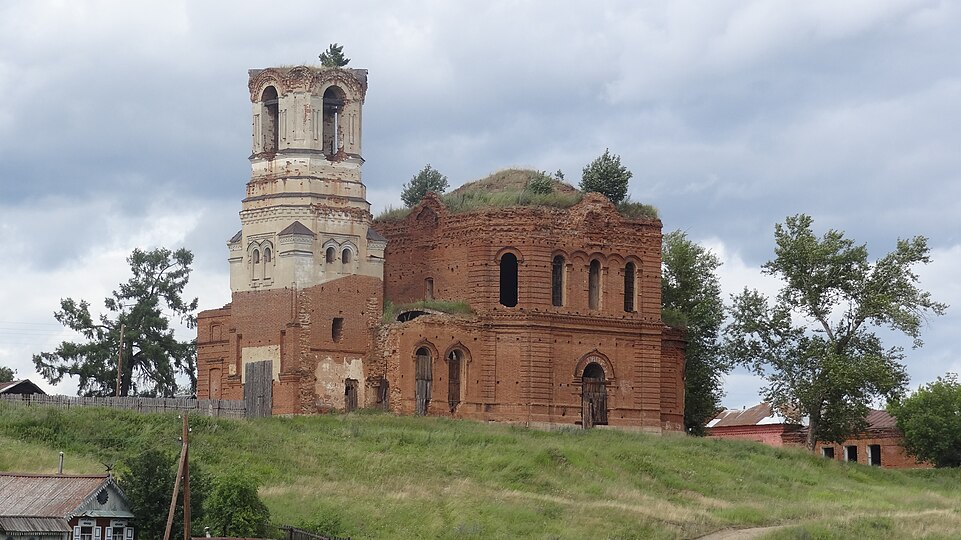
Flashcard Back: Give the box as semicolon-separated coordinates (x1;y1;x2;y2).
815;430;931;469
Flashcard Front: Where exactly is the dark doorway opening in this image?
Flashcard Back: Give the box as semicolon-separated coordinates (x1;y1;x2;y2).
344;378;358;412
262;86;279;154
581;362;608;428
499;253;518;307
623;262;636;312
415;347;432;415
822;446;835;459
845;445;858;463
868;444;881;466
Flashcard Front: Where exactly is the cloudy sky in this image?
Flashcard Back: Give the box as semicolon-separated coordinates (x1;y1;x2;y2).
1;1;959;408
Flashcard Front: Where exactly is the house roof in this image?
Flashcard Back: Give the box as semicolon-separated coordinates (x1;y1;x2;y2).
866;408;897;430
707;402;800;428
228;230;242;243
0;473;122;521
366;227;386;242
0;379;46;395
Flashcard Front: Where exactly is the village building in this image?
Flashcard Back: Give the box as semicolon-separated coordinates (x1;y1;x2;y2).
707;403;927;469
196;63;685;432
0;379;46;396
0;473;135;539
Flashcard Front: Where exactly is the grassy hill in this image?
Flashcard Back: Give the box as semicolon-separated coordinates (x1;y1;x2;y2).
1;403;960;539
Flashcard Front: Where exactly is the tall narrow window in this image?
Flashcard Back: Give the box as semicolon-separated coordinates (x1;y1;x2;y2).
251;249;261;280
263;248;272;280
588;260;601;310
623;262;636;312
448;349;462;412
499;253;518;307
326;247;335;264
425;277;434;300
261;86;279;154
323;86;346;156
342;248;352;265
332;317;344;343
551;255;565;307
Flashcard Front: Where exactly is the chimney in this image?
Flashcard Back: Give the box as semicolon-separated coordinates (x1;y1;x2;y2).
58;452;64;475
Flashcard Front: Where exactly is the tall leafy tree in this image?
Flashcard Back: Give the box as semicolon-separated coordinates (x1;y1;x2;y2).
401;164;449;207
33;247;199;397
724;214;946;449
0;366;14;383
661;231;727;435
890;374;961;467
319;43;350;67
206;472;271;537
118;448;207;538
580;148;632;204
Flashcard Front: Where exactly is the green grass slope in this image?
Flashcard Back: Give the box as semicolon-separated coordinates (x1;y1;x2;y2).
1;403;960;539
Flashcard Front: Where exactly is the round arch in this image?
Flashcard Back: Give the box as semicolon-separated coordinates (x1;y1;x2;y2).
573;350;615;381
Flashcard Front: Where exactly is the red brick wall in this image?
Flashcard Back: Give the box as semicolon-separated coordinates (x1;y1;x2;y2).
815;429;930;469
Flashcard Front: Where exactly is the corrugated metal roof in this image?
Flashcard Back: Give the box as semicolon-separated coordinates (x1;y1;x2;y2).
0;473;108;517
0;516;71;533
708;403;783;427
866;408;897;430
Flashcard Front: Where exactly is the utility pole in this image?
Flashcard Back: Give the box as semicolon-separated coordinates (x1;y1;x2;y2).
163;413;191;540
115;323;125;396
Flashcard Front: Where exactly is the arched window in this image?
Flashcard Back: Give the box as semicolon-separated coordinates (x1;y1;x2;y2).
251;249;261;281
252;249;260;264
551;255;565;307
624;262;636;312
499;252;518;307
325;247;336;264
261;86;279;154
588;260;601;310
447;349;464;412
263;247;272;280
342;248;352;265
323;86;346;156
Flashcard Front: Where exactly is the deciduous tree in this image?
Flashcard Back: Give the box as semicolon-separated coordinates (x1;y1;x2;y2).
0;366;14;383
206;472;270;537
580;149;632;204
401;164;449;207
661;231;727;435
118;448;207;538
319;43;350;67
724;214;946;449
890;374;961;467
33;247;198;397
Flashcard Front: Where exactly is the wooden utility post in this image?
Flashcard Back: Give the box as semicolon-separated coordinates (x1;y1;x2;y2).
163;413;191;540
115;323;125;396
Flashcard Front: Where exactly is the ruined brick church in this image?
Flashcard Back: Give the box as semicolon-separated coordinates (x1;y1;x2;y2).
196;63;686;432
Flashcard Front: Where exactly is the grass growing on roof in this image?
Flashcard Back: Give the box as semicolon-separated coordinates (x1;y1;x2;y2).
2;402;960;538
382;299;473;323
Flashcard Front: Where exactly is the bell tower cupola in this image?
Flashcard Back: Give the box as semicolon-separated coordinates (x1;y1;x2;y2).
227;65;385;293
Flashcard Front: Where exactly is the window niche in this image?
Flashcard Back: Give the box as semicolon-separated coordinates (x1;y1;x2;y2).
261;86;279;154
325;247;336;264
588;260;601;310
551;255;565;307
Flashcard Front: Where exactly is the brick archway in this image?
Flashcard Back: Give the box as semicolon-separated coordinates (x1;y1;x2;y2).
573;350;615;381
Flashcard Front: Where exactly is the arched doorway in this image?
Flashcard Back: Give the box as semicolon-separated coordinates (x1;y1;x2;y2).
581;362;608;428
415;347;432;415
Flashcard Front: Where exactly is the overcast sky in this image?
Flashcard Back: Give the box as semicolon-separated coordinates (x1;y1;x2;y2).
1;1;959;409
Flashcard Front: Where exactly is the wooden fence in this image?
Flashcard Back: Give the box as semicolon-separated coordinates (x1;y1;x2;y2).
0;393;247;419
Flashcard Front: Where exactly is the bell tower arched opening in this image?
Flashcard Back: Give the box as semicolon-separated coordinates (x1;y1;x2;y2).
261;86;279;154
323;85;346;157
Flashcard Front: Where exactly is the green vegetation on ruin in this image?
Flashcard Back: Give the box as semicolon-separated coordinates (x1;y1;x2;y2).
2;403;960;539
374;168;659;221
382;299;474;323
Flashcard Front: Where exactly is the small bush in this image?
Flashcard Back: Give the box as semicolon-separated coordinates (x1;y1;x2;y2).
617;199;658;219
